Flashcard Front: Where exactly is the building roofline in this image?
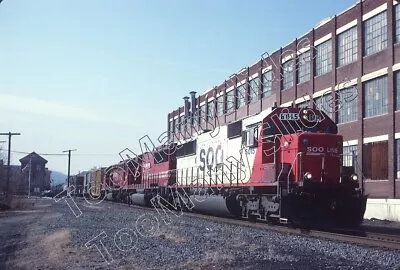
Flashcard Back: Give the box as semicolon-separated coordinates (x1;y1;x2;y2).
169;0;366;115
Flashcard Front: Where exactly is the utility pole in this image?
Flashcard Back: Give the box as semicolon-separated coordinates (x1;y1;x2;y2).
28;158;32;198
0;132;21;198
62;149;76;188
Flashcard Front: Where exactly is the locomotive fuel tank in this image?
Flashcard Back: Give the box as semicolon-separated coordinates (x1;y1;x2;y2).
187;194;232;217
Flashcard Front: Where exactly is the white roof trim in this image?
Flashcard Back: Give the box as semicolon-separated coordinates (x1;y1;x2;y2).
336;19;357;35
361;67;388;82
314;33;332;46
344;139;358;146
313;87;332;98
249;73;259;80
362;3;387;21
262;66;272;74
363;134;389;144
334;78;358;90
237;79;247;87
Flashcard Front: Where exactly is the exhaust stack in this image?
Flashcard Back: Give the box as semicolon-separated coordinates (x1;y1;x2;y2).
183;96;190;124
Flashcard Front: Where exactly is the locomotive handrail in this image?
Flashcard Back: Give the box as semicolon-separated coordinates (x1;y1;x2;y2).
284;151;303;193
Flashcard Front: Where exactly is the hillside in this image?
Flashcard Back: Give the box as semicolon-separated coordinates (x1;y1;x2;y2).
50;171;67;186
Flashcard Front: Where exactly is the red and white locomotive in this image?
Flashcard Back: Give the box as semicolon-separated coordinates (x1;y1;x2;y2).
101;107;367;228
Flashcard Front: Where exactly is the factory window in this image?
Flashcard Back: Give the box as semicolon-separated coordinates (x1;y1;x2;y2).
315;39;332;76
236;84;246;109
176;118;181;132
173;119;178;133
200;104;206;124
396;72;400;111
396;140;400;179
262;71;273;98
297;51;311;83
282;59;294;90
337;86;358;124
180;115;186;130
169;120;174;134
226;90;235;113
343;145;358;167
216;95;224;116
314;93;333;119
249;77;259;103
364;76;388;118
337;26;358;67
363;11;387;56
207;100;215;120
396;5;400;43
364;141;388;180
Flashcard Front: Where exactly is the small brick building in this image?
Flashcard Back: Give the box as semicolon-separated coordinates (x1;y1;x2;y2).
19;152;51;195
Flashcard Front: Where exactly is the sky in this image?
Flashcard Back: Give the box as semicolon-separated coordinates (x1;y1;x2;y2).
0;0;357;176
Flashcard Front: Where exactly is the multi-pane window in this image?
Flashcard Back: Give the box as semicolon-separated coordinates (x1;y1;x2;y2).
262;71;273;98
282;60;294;90
216;95;224;116
314;93;333;119
172;119;176;133
169;120;174;134
396;139;400;179
343;145;358;167
180;115;185;130
364;76;388;117
226;90;235;113
297;51;311;84
364;141;388;180
200;104;206;124
249;78;259;103
364;11;387;56
207;100;215;120
396;5;400;43
337;86;358;124
315;39;332;76
395;72;400;111
337;26;358;67
236;84;246;108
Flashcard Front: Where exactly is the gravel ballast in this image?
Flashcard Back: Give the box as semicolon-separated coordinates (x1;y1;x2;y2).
0;197;399;269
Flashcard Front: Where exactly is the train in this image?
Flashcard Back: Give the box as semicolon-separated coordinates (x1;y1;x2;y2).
82;107;368;228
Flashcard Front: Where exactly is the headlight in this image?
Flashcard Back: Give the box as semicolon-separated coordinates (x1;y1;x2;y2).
351;174;358;181
304;172;312;180
302;138;309;145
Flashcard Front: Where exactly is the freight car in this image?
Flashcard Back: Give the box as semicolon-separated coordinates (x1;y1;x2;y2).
102;107;367;228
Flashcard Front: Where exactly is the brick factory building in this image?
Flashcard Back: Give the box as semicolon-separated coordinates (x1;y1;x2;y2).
167;0;400;220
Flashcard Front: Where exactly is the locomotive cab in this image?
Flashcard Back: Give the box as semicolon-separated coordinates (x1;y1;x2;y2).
261;108;367;227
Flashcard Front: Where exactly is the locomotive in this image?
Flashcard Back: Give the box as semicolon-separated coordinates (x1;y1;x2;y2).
98;107;367;228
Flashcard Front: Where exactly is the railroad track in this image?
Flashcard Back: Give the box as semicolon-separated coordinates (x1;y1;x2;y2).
80;197;400;251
